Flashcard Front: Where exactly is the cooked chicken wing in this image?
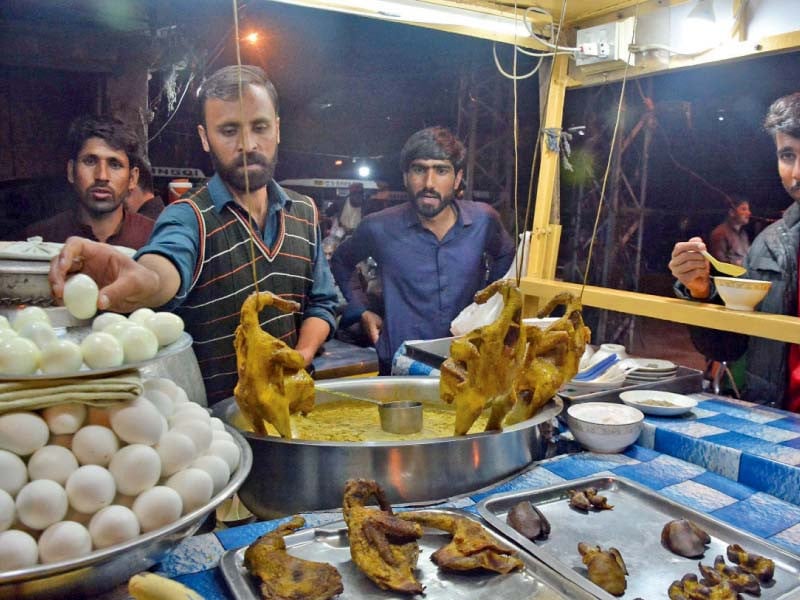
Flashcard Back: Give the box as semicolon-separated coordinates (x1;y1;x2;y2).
400;511;523;574
342;479;424;595
578;542;628;596
244;515;343;600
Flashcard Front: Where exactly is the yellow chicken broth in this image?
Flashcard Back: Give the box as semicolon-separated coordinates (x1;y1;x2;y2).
234;400;490;441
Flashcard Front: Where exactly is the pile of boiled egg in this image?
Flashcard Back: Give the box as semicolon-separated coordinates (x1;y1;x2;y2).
0;302;184;376
0;378;240;570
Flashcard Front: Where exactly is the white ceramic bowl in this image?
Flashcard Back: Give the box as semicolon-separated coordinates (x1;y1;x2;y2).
566;402;644;453
714;276;771;311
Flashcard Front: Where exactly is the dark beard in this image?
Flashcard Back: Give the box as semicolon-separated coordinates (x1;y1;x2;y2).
211;150;277;193
411;189;454;219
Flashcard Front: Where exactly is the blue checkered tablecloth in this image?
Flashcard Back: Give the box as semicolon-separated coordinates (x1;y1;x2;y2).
107;393;800;599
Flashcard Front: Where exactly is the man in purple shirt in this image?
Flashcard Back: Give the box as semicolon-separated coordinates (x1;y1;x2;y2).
21;115;154;249
331;127;515;374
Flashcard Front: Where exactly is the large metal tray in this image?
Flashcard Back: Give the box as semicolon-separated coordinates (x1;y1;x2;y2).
219;509;595;599
477;475;800;600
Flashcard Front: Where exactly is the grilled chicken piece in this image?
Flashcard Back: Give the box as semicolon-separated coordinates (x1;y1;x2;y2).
726;543;775;582
400;511;523;574
342;479;423;595
568;487;613;511
233;291;314;438
661;519;711;558
578;543;628;596
698;555;761;595
668;573;738;600
244;515;343;600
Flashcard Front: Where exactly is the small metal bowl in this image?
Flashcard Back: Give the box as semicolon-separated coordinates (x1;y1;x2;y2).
378;400;423;434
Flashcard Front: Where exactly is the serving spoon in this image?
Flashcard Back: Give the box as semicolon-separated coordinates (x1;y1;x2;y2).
700;250;747;277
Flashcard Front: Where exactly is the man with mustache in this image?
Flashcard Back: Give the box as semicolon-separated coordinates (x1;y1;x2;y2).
21;115;154;249
49;65;338;404
331;127;514;374
669;92;800;410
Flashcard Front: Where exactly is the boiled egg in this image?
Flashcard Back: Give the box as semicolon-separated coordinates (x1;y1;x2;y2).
88;504;140;549
12;306;50;333
38;520;92;564
128;308;155;327
0;336;40;375
165;468;213;514
0;315;11;331
143;312;184;347
118;325;159;363
132;486;182;532
15;479;68;530
65;465;116;514
101;320;136;340
71;425;119;466
109;397;164;446
63;273;100;320
18;320;57;350
92;312;127;332
156;431;197;477
171;420;212;454
108;444;161;496
191;455;230;496
80;332;123;369
206;439;240;472
0;449;28;495
0;411;49;456
42;403;87;435
40;339;84;374
0;530;38;569
27;445;79;485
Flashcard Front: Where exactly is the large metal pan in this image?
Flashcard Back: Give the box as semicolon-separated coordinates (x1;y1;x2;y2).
212;376;562;519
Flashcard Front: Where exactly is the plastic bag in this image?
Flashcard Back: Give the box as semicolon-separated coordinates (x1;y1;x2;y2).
450;232;531;336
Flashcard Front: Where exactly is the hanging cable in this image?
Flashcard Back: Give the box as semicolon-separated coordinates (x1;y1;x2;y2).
493;43;544;80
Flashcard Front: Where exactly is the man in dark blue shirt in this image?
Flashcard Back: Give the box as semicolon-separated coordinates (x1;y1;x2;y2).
331;127;515;374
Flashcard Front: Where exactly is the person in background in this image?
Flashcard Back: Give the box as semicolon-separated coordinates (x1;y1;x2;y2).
327;182;365;237
669;92;800;410
125;155;166;220
330;126;515;374
49;65;338;404
709;195;751;266
21;115;154;249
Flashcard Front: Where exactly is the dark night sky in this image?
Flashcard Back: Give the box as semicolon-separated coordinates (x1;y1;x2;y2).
145;3;799;270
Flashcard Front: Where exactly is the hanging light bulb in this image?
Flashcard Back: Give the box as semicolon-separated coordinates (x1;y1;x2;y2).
684;0;719;52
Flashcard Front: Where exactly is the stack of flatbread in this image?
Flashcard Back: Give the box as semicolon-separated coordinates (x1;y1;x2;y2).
0;371;143;413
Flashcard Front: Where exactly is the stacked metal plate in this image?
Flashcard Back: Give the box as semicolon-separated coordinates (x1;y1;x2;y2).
625;358;678;383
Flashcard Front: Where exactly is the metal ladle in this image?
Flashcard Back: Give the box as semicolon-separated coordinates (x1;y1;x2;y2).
315;386;424;434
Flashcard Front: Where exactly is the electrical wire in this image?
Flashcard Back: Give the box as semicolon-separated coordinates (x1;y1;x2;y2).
147;72;195;143
492;43;544;80
523;6;579;52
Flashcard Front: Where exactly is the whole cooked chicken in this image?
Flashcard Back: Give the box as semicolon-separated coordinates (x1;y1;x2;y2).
400;511;523;574
233;291;315;438
342;479;424;595
440;279;524;435
505;293;590;426
244;515;343;600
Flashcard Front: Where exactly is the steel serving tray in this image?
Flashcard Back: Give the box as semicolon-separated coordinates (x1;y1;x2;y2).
477;475;800;599
219;509;595;599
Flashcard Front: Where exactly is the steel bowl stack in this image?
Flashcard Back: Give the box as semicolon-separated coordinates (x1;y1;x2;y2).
213;376;562;519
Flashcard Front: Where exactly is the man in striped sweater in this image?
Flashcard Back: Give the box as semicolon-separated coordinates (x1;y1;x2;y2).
49;65;338;404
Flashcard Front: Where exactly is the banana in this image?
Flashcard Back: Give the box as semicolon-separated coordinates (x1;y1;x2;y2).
128;571;205;600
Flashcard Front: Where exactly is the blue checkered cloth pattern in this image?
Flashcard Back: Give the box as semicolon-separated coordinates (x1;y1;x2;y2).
117;393;800;599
